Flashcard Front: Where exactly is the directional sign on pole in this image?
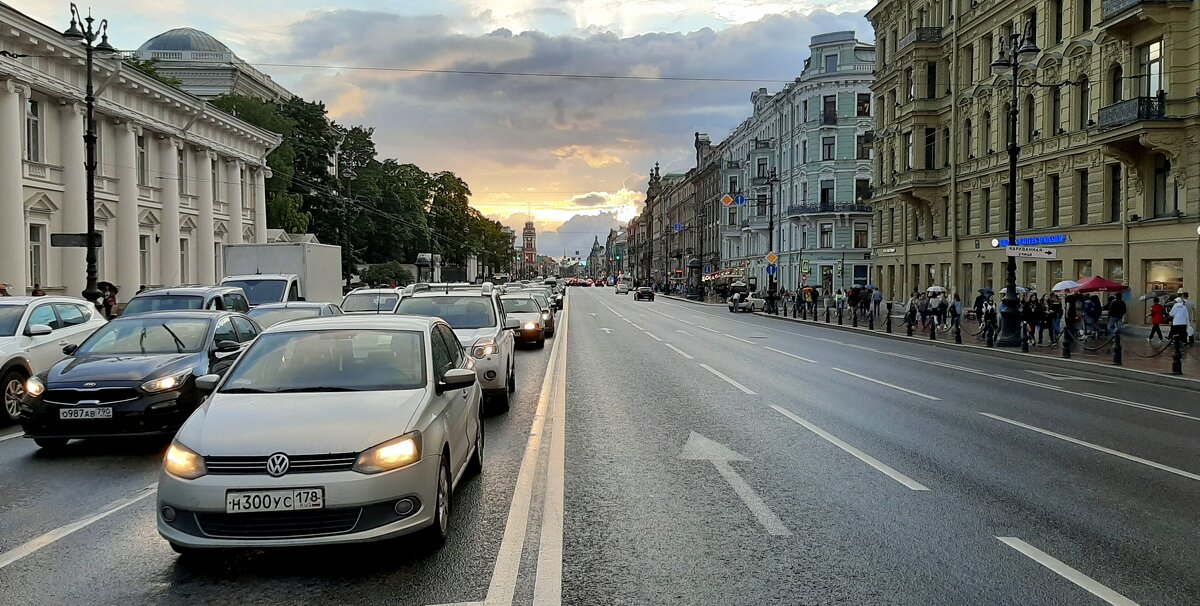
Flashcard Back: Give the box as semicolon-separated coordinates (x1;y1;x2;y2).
674;223;684;233
1005;245;1058;259
765;251;778;265
766;264;777;276
734;194;747;206
721;194;734;207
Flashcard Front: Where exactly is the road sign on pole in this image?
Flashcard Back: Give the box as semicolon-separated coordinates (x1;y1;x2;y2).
1005;245;1058;259
674;223;684;233
766;264;777;276
734;194;747;206
721;194;734;207
765;251;778;265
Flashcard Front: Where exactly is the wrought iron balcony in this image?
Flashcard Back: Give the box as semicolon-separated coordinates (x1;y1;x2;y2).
1102;0;1166;20
747;215;771;229
821;110;839;126
898;27;943;51
786;202;872;217
753;138;773;150
1097;96;1167;128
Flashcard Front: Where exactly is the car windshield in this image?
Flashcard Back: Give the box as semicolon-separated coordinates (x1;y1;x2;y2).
248;307;322;328
121;295;204;315
395;296;497;329
342;293;399;312
222;279;286;306
529;293;551;308
219;330;426;393
0;305;25;337
76;317;209;355
501;297;541;313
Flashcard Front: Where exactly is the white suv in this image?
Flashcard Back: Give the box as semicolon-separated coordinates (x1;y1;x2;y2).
1;296;108;422
394;284;517;412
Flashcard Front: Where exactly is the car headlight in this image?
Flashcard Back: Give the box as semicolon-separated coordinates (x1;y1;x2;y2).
24;376;45;398
472;338;497;359
523;322;539;330
353;432;422;474
140;368;193;393
541;311;551;319
164;441;207;479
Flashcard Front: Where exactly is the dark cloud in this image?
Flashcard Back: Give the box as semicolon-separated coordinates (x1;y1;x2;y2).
571;193;606;207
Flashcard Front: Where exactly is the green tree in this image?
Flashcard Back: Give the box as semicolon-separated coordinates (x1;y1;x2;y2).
124;57;181;86
359;262;414;287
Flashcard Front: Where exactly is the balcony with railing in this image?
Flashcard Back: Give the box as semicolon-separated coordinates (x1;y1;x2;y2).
786;202;872;217
745;215;771;230
721;224;743;239
1097;96;1168;129
1101;0;1188;23
753;138;773;150
898;27;943;51
23;161;64;185
821;110;839;126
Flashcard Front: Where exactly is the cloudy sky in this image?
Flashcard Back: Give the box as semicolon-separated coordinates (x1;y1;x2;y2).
13;0;871;258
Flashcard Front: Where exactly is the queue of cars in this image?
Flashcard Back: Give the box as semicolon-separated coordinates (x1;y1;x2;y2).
9;276;563;555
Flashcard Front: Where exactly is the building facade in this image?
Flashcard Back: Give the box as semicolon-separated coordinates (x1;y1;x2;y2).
135;28;294;101
521;220;537;278
867;0;1199;321
0;4;281;300
718;32;877;294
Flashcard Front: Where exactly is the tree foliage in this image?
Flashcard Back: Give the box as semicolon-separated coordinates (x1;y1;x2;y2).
359;262;414;287
124;58;181;86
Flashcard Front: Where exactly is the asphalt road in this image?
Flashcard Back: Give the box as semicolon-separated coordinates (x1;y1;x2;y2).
1;287;1197;606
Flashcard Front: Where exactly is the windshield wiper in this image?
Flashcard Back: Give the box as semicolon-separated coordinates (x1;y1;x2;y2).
160;324;186;353
272;386;361;393
219;387;270;394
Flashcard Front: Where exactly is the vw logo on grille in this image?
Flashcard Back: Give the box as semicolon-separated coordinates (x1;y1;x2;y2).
266;453;290;477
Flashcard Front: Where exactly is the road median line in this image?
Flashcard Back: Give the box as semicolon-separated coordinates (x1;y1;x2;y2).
831;368;942;401
996;537;1140;606
698;364;757;395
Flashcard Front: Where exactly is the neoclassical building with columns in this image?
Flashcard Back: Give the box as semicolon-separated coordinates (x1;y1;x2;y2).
0;3;281;301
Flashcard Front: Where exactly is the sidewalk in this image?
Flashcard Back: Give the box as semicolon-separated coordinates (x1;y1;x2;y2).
658;293;727;307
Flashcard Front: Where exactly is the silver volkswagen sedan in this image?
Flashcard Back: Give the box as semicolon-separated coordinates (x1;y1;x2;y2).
156;315;483;554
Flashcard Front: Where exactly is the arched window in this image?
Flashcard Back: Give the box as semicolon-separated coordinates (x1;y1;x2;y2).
1024;94;1036;142
1001;103;1012;149
1048;87;1062;134
1109;64;1123;103
982;111;993;153
964;118;973;159
1077;76;1091;129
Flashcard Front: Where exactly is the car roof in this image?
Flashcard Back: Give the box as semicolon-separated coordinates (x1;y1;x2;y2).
223;274;294;280
0;295;93;306
263;314;437;334
135;286;238;296
407;290;494;300
344;288;402;295
111;310;224;321
249;301;328;310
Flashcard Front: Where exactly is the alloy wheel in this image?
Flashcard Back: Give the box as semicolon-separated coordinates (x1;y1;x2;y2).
3;377;23;421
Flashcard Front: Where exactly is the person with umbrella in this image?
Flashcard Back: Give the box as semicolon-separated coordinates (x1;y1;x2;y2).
1048;293;1064;344
872;287;883;317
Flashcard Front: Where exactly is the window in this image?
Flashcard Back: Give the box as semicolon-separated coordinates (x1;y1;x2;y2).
801;140;808;163
54;304;88;327
28;224;45;287
231;316;259;342
136;135;148;186
963;44;976;83
180;238;190;284
855;178;871;204
856;135;870;160
963;119;973;159
903;132;913;169
24;99;40;162
28;305;59;331
962;263;974;295
757;158;767;177
856;93;871;117
981;36;993;77
801;181;808;203
1138;40;1163;96
1050;175;1061;226
942;127;950;167
1109;64;1123;103
819;223;833;248
214;317;238;344
1077;169;1089;225
924;128;936;169
1027;10;1038;44
853;223;869;248
1052;0;1063;43
1152;154;1172;217
1048;260;1063;285
1104;259;1124;283
982;188;991;232
926;61;938;99
1081;0;1092;31
802;99;808;120
963;191;973;235
177;149;188;194
437;324;464;369
824;54;838;72
820;180;835;209
905;68;914;101
823;95;836;124
1049;87;1062;134
211;160;219;200
756;194;767;215
1078;76;1090;128
1108;164;1121;222
982;112;992;152
1024;94;1036;142
728;176;738;194
1075;259;1093;278
822;137;835;161
139;235;151;285
1024;179;1035;228
727;208;736;225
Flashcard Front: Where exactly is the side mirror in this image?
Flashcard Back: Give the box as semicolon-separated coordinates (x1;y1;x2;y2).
215;340;241;354
438;368;476;393
195;374;221;394
505;317;521;330
62;343;79;356
26;324;53;337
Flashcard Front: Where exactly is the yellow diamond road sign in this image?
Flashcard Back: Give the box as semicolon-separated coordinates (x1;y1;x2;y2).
721;194;734;207
765;251;778;265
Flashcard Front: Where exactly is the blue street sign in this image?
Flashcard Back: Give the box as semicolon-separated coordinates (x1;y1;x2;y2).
766;264;777;276
734;194;747;206
673;223;684;233
704;264;712;273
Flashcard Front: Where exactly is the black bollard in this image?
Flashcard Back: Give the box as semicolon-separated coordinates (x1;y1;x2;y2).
954;321;962;344
852;311;858;328
1062;331;1072;358
1172;337;1183;375
1021;325;1029;352
825;307;831;323
869;312;875;331
986;324;994;347
929;321;936;340
1112;332;1122;365
837;309;843;325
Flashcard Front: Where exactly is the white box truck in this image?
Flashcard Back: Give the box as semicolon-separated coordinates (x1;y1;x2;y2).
220;242;342;306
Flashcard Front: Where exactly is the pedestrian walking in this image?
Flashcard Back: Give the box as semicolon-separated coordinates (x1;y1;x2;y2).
1168;296;1190;344
1182;291;1196;345
918;295;930;329
30;283;46;296
1049;294;1064;343
873;289;883;317
1021;294;1039;342
1146;297;1165;343
102;288;116;318
1106;295;1127;337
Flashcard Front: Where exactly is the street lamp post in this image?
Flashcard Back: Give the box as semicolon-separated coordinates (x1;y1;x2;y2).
766;168;781;313
991;20;1040;347
61;4;116;303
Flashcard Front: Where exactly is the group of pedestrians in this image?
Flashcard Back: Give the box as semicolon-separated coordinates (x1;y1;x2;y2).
904;289;964;331
0;283;47;297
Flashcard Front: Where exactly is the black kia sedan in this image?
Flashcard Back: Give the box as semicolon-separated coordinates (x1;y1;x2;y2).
18;311;259;450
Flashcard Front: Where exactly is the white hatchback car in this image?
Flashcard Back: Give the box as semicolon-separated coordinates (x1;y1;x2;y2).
1;296;107;422
157;315;483;553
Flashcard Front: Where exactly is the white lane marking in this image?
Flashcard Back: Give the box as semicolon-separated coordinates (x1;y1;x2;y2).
996;537;1141;606
724;334;754;344
675;330;693;337
679;432;791;536
762;347;816;363
596;328;613;334
699;364;757;395
0;430;25;443
532;304;570;606
629;322;644;331
596;301;624;319
644;332;663;342
771;405;930;491
665;344;694;359
844;343;880;353
589;313;597;317
831;368;942;401
815;337;841;344
622;317;632;324
696;326;719;333
0;484;156;570
1027;370;1113;383
980;413;1200;482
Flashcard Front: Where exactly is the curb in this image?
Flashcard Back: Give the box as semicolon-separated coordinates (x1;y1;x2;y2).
658;294;727;307
751;311;1200;391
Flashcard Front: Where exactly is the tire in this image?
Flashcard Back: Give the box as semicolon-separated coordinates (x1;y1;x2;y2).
488;389;510;414
465;418;483;478
33;437;68;450
506;358;516;394
2;369;26;423
536;339;545;349
422;459;452;545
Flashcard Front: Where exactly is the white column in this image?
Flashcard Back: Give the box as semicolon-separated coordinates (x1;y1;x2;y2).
225;159;244;244
59;103;88;298
114;122;141;300
195;149;216;283
0;81;28;293
158;138;182;286
254;166;269;243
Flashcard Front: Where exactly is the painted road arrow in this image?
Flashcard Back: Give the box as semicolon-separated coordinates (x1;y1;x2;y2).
589;313;597;317
679;432;791;536
597;328;613;334
675;330;693;337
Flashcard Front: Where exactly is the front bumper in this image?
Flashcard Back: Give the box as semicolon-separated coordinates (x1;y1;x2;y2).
158;454;441;548
516;327;545;343
473;354;506;392
20;388;196;439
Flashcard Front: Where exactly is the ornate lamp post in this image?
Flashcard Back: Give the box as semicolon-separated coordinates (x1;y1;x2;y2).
61;4;117;303
766;168;781;313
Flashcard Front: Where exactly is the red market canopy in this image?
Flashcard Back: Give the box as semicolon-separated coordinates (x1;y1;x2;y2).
1075;275;1128;293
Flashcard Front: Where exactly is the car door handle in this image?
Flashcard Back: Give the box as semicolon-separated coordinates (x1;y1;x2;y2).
56;340;70;346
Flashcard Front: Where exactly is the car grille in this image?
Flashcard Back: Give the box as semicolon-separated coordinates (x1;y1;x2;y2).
195;508;362;539
43;388;141;405
204;453;359;475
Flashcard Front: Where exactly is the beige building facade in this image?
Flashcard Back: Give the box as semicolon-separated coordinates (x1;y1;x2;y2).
867;0;1199;325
